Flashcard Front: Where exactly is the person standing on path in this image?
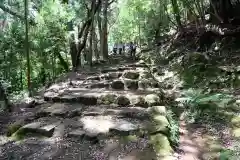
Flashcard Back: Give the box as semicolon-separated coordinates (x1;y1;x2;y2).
118;42;123;55
113;43;117;55
129;42;136;60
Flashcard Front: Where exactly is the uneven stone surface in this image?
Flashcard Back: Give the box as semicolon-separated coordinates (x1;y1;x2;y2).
0;57;176;160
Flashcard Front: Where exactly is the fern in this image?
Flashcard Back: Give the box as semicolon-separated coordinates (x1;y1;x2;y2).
176;89;234;123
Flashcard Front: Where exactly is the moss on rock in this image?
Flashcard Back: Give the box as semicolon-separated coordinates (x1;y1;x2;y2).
98;94;117;105
150;133;173;157
6;123;23;137
145;94;160;107
148;106;167;116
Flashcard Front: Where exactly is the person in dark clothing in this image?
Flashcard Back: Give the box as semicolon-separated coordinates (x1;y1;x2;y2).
113;43;117;55
129;42;136;60
118;42;123;55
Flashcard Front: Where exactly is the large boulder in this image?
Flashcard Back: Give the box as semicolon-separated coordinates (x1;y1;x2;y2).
111;80;124;90
116;96;130;106
122;70;139;80
124;79;138;90
145;94;160;107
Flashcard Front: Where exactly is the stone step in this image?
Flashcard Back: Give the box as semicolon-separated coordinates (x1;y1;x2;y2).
36;103;151;120
12;117;62;138
43;88;162;106
67;115;147;140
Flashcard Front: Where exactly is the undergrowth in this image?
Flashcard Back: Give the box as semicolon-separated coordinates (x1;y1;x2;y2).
176;88;234;123
166;109;179;148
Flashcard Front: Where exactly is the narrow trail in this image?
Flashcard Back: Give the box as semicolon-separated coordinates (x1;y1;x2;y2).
1;55;239;160
0;55;173;160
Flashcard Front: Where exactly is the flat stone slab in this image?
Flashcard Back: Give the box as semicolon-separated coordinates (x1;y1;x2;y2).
16;117;62;137
69;115;145;138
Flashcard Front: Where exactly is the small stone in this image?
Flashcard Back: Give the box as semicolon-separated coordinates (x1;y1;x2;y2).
116;96;130;106
124;79;138;90
231;116;240;128
87;76;100;81
68;129;85;138
232;128;240;138
122;71;140;80
109;122;139;136
145;94;160;107
108;72;122;79
111;80;124;90
130;96;147;107
78;95;98;105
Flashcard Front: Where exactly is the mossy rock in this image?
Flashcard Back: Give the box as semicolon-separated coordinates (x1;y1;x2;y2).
11;128;29;140
111;80;124;90
98;94;117;105
130;95;147;107
116;96;130;106
150;133;173;157
232;128;240;138
7;123;23;137
124;79;138;90
231;116;240;128
148;106;166;116
149;115;169;134
145;94;160;107
122;71;140;80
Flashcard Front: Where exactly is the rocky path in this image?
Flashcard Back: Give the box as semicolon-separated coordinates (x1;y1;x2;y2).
0;56;175;160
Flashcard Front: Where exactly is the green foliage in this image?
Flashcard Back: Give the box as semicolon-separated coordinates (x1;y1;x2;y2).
176;89;234;123
6;123;22;137
0;0;73;94
166;109;179;148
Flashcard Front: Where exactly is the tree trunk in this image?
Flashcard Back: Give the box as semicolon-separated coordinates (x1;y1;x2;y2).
24;0;32;97
74;0;101;70
93;24;99;60
88;21;94;66
102;0;108;59
0;82;11;111
98;4;103;60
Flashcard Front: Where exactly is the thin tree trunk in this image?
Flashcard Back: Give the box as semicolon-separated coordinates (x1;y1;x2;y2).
102;0;108;59
88;19;94;66
0;82;11;111
24;0;32;97
97;4;103;60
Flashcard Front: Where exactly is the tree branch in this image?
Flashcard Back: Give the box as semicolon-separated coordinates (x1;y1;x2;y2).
0;4;24;20
0;4;35;25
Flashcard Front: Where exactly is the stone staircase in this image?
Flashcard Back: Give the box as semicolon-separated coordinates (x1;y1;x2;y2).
0;56;175;160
